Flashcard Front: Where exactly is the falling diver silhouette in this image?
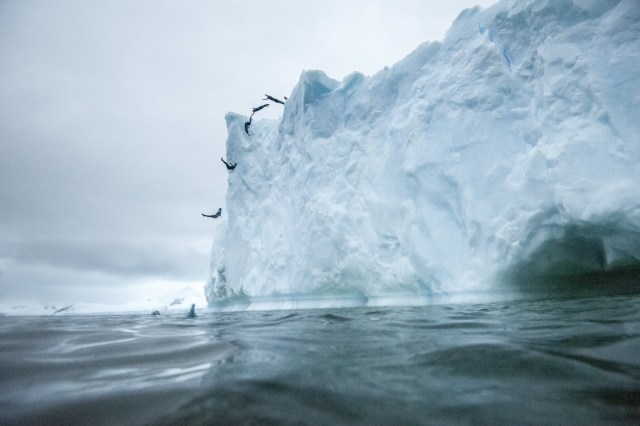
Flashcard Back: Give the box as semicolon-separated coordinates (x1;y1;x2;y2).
221;157;237;170
252;103;270;113
202;208;222;218
244;103;270;135
263;94;286;105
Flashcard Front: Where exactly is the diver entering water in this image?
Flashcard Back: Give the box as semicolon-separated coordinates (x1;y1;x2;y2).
187;304;196;318
221;157;237;170
202;208;222;218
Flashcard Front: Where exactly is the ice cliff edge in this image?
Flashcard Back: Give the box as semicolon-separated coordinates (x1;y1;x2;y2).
207;0;640;309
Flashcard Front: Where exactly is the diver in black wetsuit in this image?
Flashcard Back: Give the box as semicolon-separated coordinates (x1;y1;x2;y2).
202;208;222;218
263;94;286;105
252;103;270;114
187;304;196;318
245;103;270;136
221;158;237;170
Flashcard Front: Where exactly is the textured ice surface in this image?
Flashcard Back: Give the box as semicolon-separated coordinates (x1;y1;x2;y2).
207;0;640;309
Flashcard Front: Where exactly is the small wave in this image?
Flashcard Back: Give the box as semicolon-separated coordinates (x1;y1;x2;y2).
319;313;353;322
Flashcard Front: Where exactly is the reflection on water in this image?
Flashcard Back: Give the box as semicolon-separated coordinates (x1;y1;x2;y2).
1;295;640;425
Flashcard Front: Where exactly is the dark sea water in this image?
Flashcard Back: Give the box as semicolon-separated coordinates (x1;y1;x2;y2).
1;295;640;425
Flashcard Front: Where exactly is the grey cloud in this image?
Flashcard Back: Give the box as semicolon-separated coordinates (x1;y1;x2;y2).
1;238;208;280
0;261;196;307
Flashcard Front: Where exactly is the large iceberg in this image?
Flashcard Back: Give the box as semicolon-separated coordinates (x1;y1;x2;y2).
207;0;640;309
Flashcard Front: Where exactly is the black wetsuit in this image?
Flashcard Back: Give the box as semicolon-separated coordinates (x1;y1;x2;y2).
202;208;222;218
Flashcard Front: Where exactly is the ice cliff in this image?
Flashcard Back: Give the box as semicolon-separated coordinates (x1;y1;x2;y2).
207;0;640;309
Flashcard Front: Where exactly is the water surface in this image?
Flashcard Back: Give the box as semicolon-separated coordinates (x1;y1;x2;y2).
1;295;639;425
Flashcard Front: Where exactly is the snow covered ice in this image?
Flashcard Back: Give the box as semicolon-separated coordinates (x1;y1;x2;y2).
207;0;640;310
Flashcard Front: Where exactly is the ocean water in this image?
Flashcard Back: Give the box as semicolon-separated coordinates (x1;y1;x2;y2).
1;295;639;425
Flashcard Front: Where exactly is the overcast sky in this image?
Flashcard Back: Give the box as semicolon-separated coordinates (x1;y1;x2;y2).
0;0;496;309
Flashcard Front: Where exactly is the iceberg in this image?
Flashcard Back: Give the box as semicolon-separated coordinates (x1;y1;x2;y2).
207;0;640;309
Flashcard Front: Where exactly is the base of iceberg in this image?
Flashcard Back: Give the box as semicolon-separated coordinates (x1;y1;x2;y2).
500;223;640;298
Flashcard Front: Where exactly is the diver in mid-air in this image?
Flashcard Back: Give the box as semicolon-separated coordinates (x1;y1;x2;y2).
245;104;269;135
252;103;270;114
202;208;222;218
263;94;285;105
221;157;237;170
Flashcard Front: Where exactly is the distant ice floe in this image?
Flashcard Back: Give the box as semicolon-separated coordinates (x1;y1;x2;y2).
1;286;207;316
